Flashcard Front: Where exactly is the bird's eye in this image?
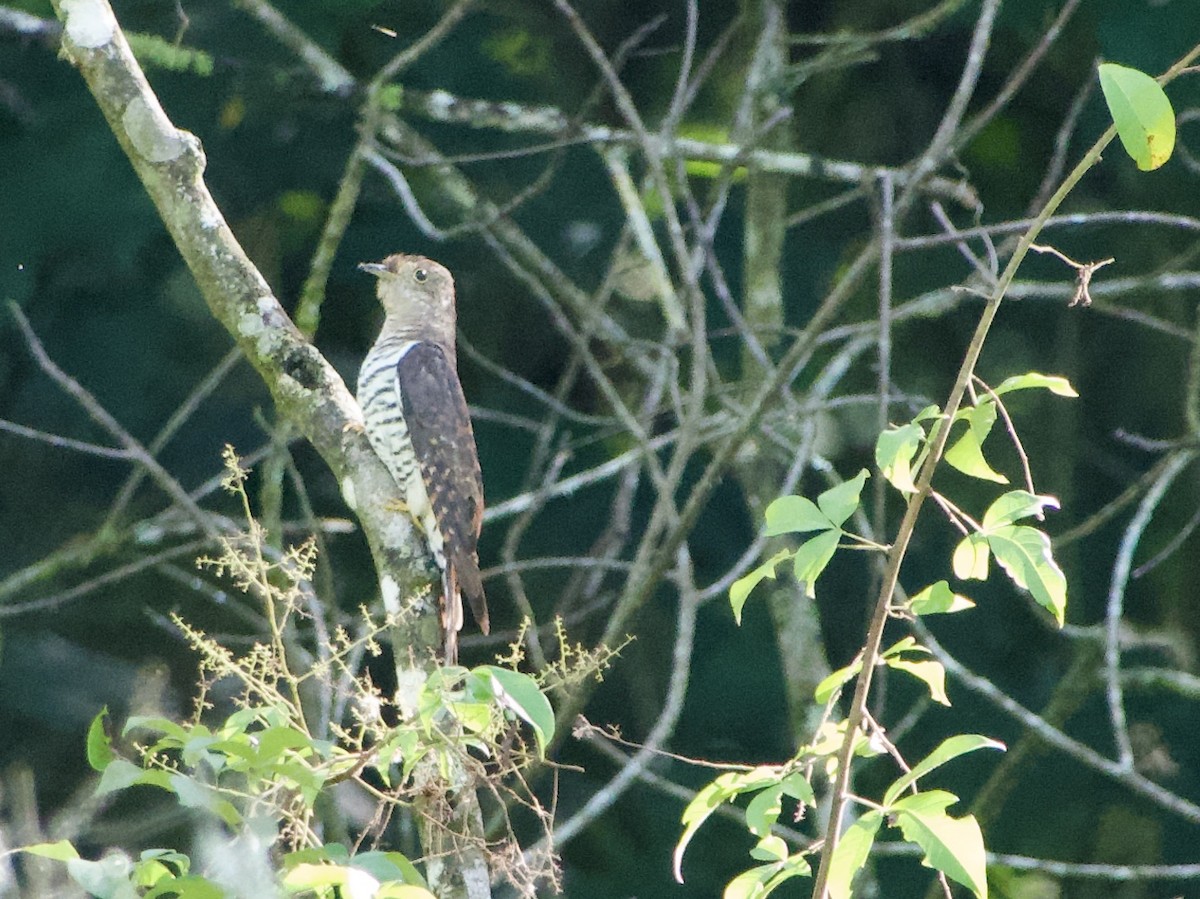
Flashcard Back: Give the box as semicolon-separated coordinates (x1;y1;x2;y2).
413;268;428;283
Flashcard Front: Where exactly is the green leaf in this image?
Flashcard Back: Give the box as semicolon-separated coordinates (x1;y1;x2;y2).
350;851;427;889
168;775;242;826
478;666;555;756
124;716;190;743
87;707;115;773
22;840;80;861
1099;63;1176;171
793;530;841;598
817;470;869;527
95;759;149;796
886;658;950;706
880;636;922;658
780;772;815;804
730;550;791;624
814;658;862;705
945;403;1008;484
987;525;1067;625
745;784;784;836
883;735;1006;807
993;372;1078;397
827;811;883;899
981;491;1059;530
892;791;989;898
749;835;788;863
675;768;784;882
724;856;811;899
876;422;925;493
66;852;134;899
952;534;989;580
375;884;437;898
724;863;780;899
143;877;226;899
764;496;830;535
908;581;975;615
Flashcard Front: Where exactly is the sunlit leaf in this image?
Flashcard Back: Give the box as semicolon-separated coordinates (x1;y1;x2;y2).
675;768;784;882
814;658;862;705
1099;63;1176;171
892;791;988;898
993;372;1078;397
817;469;870;527
981;491;1059;530
764;496;830;535
21;840;80;861
730;550;792;623
876;422;925;493
883;735;1006;807
953;534;989;580
745;784;784;836
945;403;1008;484
887;658;950;706
987;525;1067;625
793;530;842;598
827;811;883;899
908;581;975;615
749;835;788;863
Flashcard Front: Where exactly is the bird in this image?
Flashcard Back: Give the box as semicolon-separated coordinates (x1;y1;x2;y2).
356;253;488;664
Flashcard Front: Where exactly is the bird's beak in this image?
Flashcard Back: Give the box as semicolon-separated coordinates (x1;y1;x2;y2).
358;262;389;277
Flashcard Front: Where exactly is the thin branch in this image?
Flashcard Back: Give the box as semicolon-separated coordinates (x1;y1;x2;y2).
1103;449;1196;770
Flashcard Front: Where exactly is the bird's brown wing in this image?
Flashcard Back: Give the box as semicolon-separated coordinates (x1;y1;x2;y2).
396;342;489;634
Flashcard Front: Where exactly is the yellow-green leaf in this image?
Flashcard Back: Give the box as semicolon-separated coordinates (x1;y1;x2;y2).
1099;63;1175;171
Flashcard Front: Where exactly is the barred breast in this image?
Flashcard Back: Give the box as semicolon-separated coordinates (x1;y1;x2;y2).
356;336;446;567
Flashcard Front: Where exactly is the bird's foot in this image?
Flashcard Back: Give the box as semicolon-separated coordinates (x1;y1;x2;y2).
383;497;420;524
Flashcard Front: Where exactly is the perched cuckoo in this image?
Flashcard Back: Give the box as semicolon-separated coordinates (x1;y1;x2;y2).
357;254;488;663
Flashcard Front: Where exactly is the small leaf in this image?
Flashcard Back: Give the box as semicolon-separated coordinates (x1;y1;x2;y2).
96;759;149;796
987;525;1067;625
780;772;815;804
952;534;989;581
730;550;791;624
764;496;830;535
908;581;975;615
745;785;784;836
21;840;80;861
675;769;783;883
877;423;925;492
880;636;922;658
993;372;1078;397
891;791;989;898
87;708;115;773
887;658;950;706
66;853;133;898
1099;62;1176;171
883;735;1006;807
479;666;555;756
945;404;1008;484
723;863;780;899
793;530;841;598
817;469;870;527
981;491;1059;530
827;811;883;899
814;658;862;705
749;834;789;863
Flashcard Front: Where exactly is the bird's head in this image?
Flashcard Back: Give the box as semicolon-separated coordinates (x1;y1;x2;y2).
359;254;457;347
